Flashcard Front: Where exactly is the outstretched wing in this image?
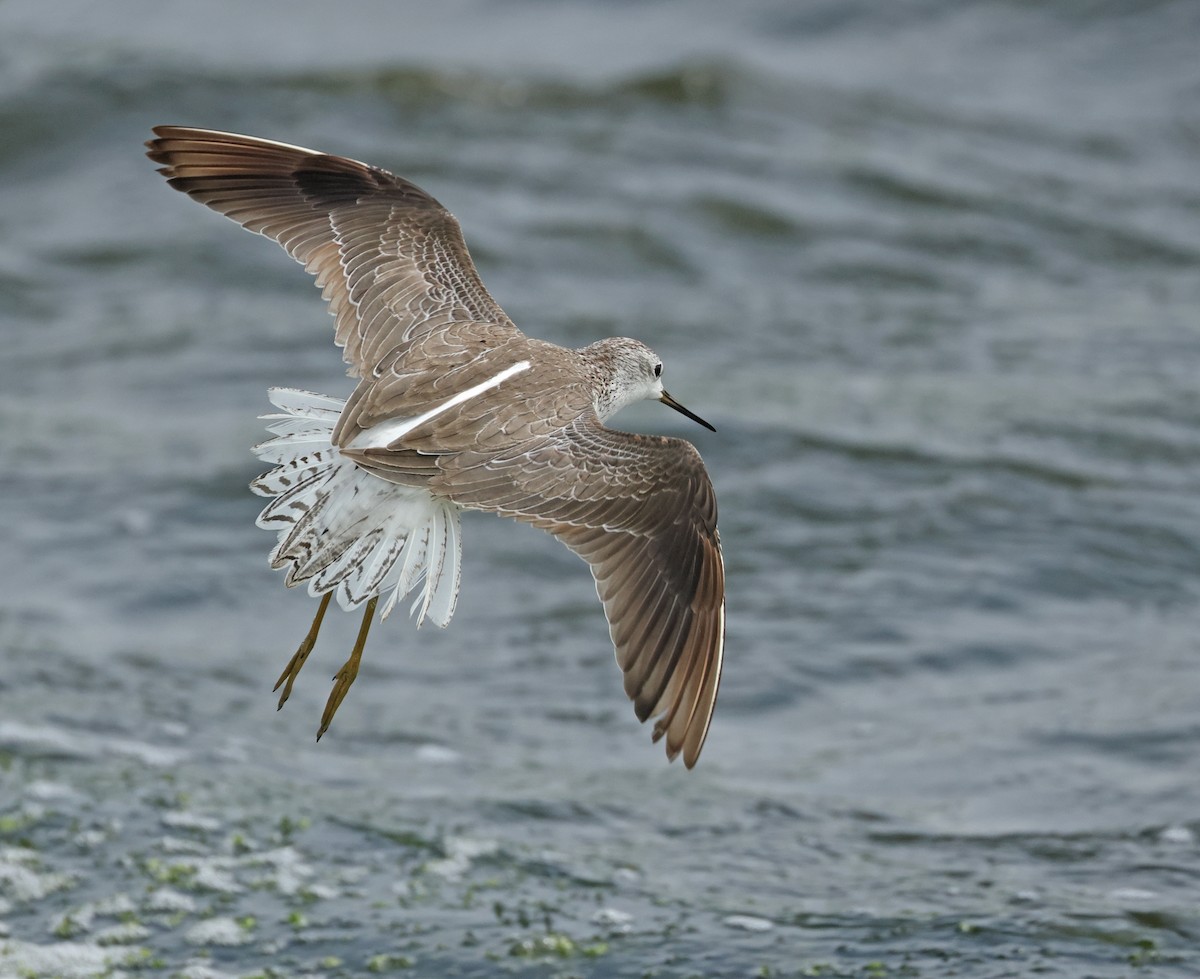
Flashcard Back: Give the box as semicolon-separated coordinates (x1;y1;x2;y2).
350;415;725;767
146;126;521;378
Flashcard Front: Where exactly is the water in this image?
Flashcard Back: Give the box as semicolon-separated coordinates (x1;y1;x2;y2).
2;0;1200;975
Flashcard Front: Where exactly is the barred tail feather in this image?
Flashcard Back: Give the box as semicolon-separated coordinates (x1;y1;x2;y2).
426;506;461;626
250;388;461;628
264;387;344;420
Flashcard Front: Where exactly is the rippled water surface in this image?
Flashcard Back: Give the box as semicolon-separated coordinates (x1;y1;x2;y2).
3;1;1200;976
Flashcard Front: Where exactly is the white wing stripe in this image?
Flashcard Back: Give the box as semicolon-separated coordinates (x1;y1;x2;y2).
348;360;531;450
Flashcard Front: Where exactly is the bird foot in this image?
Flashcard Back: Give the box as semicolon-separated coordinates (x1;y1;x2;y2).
315;595;377;741
317;660;359;740
273;592;332;710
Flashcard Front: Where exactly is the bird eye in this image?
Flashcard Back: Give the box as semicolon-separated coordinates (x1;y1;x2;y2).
654;363;663;378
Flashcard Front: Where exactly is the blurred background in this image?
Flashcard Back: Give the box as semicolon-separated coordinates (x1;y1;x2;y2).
2;1;1200;976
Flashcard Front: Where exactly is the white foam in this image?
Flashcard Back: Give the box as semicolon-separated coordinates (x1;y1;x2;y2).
184;917;254;946
0;938;124;979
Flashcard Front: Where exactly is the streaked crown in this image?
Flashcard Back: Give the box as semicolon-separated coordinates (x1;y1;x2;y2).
580;337;666;421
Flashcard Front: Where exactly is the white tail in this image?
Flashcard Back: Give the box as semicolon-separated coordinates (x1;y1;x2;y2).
250;388;461;626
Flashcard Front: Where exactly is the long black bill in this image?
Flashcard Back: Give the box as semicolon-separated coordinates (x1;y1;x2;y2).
660;391;716;432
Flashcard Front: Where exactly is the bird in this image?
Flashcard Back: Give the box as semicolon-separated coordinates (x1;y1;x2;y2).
146;126;724;767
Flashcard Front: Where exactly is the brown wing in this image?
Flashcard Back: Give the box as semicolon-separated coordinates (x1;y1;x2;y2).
145;126;521;378
383;415;725;768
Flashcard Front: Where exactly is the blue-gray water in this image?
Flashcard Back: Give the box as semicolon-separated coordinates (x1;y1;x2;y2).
3;1;1200;976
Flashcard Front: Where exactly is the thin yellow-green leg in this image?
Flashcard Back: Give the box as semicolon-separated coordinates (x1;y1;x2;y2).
317;595;378;740
273;592;333;710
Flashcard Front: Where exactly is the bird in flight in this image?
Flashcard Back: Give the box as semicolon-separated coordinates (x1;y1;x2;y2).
146;127;724;766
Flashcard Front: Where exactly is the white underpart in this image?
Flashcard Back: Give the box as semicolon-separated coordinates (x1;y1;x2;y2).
349;360;531;451
249;388;462;626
